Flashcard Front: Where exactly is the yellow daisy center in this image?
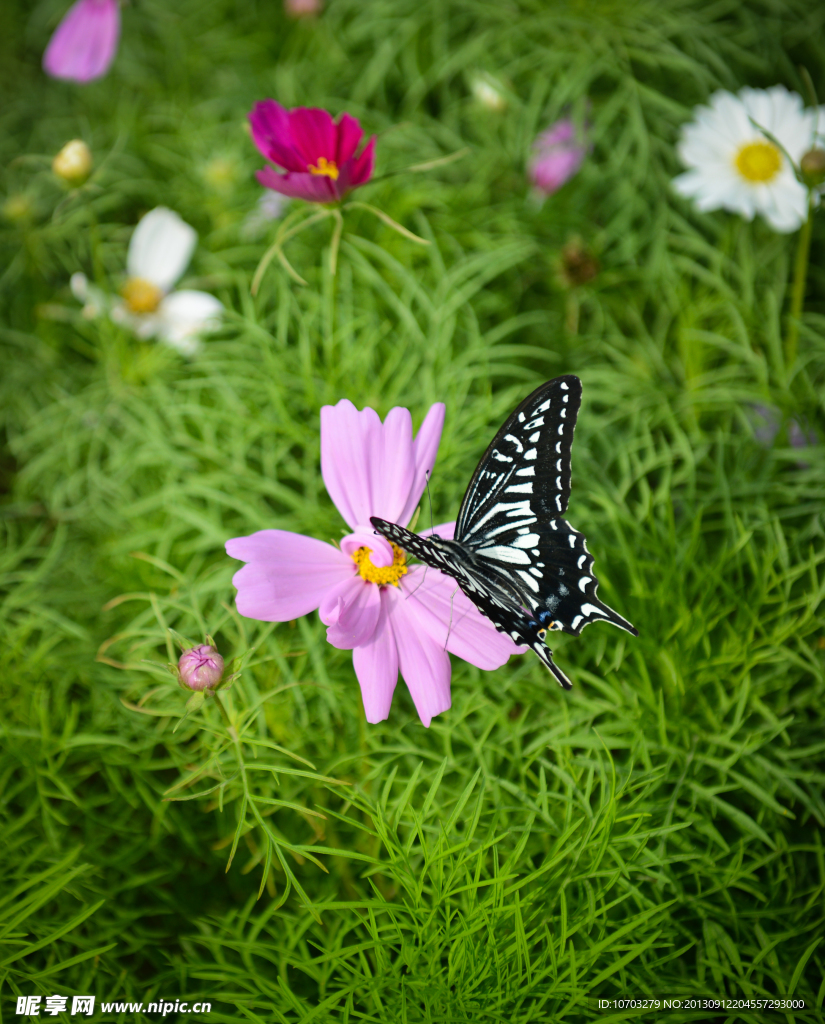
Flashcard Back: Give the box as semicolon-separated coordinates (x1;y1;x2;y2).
121;277;163;314
351;543;407;587
734;140;782;184
308;157;339;180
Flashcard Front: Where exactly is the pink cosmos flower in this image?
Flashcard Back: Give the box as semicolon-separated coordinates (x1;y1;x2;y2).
249;101;376;203
528;118;587;196
226;401;525;727
43;0;121;84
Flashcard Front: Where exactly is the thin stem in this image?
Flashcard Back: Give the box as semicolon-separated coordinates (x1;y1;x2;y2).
343;201;430;244
251;208;332;294
328;208;344;276
786;194;814;368
212;692;238;743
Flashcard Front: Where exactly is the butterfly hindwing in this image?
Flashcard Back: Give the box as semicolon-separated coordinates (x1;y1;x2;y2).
368;517;577;690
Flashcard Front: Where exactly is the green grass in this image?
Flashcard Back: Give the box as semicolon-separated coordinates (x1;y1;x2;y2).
2;0;825;1020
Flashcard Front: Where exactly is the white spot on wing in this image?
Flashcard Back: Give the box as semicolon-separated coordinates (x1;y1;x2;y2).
568;534;576;548
477;545;530;564
517;466;535;477
581;602;607;618
578;576;591;592
529;432;540;443
512;532;540;548
525;449;537;460
506;483;533;494
560;382;569;390
516;570;540;593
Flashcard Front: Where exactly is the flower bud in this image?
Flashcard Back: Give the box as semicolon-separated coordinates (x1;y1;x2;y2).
178;644;224;691
800;148;825;188
470;73;507;112
52;140;93;185
558;237;599;288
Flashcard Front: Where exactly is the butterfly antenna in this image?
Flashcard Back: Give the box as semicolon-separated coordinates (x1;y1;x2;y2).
424;469;435;536
443;585;459;650
407;469;436;601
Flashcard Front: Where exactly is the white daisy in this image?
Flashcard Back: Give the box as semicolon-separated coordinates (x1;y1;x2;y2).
71;207;223;356
672;85;825;233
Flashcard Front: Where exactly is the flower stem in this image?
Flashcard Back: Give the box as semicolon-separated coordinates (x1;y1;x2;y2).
329;208;344;276
786;194;814;368
212;691;238;743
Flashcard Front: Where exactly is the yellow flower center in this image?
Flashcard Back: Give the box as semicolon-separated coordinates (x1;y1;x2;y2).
734;140;782;184
121;277;163;314
308;157;339;180
351;543;407;587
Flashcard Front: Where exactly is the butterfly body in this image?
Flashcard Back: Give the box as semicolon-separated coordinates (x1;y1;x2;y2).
371;375;637;689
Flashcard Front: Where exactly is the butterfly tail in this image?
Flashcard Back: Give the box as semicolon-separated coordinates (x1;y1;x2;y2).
531;640;573;690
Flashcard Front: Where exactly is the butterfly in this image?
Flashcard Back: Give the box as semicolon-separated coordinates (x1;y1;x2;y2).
370;375;637;689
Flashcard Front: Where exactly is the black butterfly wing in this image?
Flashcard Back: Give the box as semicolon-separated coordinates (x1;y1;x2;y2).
455;375;582;540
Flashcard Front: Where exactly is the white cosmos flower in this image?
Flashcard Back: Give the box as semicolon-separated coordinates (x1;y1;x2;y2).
672;85;825;233
71;207;223;356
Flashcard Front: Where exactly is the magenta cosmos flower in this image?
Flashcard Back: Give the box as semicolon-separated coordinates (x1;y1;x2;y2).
226;401;525;727
249;101;376;203
529;118;587;196
43;0;120;83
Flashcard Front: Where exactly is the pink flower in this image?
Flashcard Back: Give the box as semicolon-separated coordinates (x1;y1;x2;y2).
249;101;376;203
528;118;587;196
226;401;525;727
43;0;120;84
178;645;225;692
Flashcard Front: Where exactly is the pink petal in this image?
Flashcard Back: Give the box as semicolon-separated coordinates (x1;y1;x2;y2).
256;167;338;202
396;403;446;527
529;147;585;195
288;107;338;165
226;530;352;621
321;400;444;534
43;0;120;83
534;119;575;148
372;406;415;524
249;100;306;172
399;566;527;670
321;400;382;528
389;593;452;727
349;136;376;187
352;590;398;723
319;575;381;649
340;529;394;568
335;113;365;166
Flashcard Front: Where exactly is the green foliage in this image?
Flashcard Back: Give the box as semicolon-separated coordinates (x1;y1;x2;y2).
1;0;824;1020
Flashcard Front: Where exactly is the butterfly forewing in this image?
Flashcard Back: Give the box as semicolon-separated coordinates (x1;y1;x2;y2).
455;375;581;540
